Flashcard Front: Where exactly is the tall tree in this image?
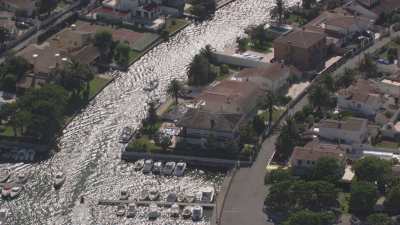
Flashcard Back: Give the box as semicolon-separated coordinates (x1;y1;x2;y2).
308;84;332;113
264;91;275;128
302;0;316;9
114;42;131;67
167;79;182;105
359;53;378;78
94;30;113;61
283;210;335;225
37;0;58;15
366;213;393;225
350;181;378;216
384;184;400;214
271;0;285;24
353;156;391;191
311;157;345;183
275;116;301;161
187;54;210;86
0;27;10;44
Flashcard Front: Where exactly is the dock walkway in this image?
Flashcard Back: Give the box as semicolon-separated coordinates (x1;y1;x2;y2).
98;199;215;208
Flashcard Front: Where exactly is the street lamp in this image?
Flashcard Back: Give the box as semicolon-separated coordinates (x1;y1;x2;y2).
32;54;39;73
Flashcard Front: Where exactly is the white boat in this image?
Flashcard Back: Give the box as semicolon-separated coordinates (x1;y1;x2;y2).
166;192;177;202
134;159;145;171
0;208;7;225
191;205;203;221
173;162;187;176
185;193;196;203
182;206;192;219
16;173;27;184
149;188;159;201
142;159;153;174
152;161;163;174
148;203;160;220
10;186;22;199
119;127;133;143
162;162;176;175
143;79;159;92
126;203;136;218
120;189;129;200
116;205;126;217
0;170;10;183
169;203;180;218
53;172;65;189
139;189;149;201
1;184;11;198
177;193;185;202
197;186;215;203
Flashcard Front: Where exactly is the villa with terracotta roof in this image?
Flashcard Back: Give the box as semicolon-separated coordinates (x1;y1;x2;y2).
0;0;35;16
273;29;327;71
336;79;384;117
317;117;369;144
236;63;301;93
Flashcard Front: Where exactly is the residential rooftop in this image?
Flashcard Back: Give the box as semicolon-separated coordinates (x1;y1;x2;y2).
273;28;326;49
319;117;368;131
237;63;300;81
290;142;345;164
337;79;382;104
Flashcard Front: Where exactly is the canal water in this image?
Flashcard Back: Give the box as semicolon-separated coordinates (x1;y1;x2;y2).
0;0;298;224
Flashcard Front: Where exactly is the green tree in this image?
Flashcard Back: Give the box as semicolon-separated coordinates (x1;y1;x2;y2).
146;101;158;125
302;0;316;9
252;114;265;135
309;84;332;113
385;184;400;214
187;54;211;86
275;116;300;161
336;68;356;88
359;53;378;78
236;37;249;52
366;213;393;225
3;56;31;80
271;0;285;24
311;157;345;183
94;30;113;60
159;135;172;150
265;180;294;212
264;91;275;128
167;79;182;105
15;110;32;135
284;210;335;225
291;180;338;210
114;42;131;67
266;168;293;184
349;181;378;216
37;0;58;15
353;156;391;191
2;102;17;136
190;0;216;19
322;73;335;92
387;48;398;63
1;74;16;93
0;27;10;44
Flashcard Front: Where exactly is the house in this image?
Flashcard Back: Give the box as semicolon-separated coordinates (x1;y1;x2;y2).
336;79;384;117
176;109;244;146
304;10;373;48
236;63;301;93
195;80;262;114
93;6;131;22
374;73;400;98
289;141;345;170
357;0;380;8
317;117;369;144
0;0;35;17
273;29;327;71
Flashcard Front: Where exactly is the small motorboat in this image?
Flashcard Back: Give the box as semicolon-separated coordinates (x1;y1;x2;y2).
173;162;187;177
142;159;153;174
149;188;159;201
119;127;133;143
177;193;185;202
169;203;180;218
166;192;177;202
134;159;145;171
197;186;215;203
120;189;130;200
191;205;203;221
80;196;85;204
152;161;163;174
126;203;136;218
148;203;160;220
1;184;12;198
10;186;22;199
139;189;149;201
53;172;65;189
0;169;10;183
143;79;159;92
116;205;126;217
186;193;196;203
182;206;192;219
0;208;6;224
162;162;176;175
16;173;27;184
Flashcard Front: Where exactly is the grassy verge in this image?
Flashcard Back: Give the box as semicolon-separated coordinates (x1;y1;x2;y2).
164;18;190;34
259;108;285;122
338;192;350;214
89;76;111;99
0;125;16;137
374;141;399;149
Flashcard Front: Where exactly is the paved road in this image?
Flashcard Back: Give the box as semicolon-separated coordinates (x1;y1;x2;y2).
218;29;400;225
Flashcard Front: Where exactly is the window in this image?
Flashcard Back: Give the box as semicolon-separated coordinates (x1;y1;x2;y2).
297;160;303;165
306;160;310;165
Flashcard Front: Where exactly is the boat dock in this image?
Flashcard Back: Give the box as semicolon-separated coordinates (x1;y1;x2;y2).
98;199;216;209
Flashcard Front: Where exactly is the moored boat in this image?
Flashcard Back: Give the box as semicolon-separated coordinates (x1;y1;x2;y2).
149;188;159;201
148;203;160;220
10;186;22;199
134;159;145;171
191;205;203;221
139;189;149;201
166;192;177;202
162;162;176;175
1;184;12;198
116;205;126;217
142;159;153;174
152;161;163;174
53;172;65;189
126;203;136;218
173;162;187;176
169;203;180;218
182;206;192;219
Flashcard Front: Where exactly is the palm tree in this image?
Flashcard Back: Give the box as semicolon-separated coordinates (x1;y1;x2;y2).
271;0;285;24
309;84;331;114
167;79;182;105
264;91;275;128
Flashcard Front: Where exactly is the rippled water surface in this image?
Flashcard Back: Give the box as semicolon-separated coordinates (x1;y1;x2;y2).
0;0;298;224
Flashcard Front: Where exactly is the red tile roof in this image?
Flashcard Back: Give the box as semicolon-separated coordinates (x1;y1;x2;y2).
93;6;129;18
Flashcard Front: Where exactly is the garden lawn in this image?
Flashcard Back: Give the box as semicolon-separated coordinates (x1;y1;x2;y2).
259;108;285;123
89;76;111;98
375;140;399;149
0;125;16;137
